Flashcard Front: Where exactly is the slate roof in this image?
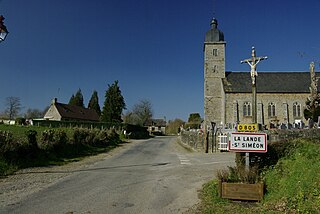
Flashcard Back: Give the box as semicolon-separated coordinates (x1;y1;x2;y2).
54;102;100;121
223;72;319;93
144;119;166;127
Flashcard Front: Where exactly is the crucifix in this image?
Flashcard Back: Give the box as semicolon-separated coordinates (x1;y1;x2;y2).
241;47;268;85
241;47;268;123
241;47;268;171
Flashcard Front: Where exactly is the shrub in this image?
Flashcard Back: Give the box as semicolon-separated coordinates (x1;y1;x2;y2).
73;128;88;145
25;130;37;147
0;130;15;154
15;117;26;125
39;129;68;151
216;165;261;184
94;130;109;146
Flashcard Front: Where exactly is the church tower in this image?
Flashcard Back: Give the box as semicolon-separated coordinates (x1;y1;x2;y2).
204;18;226;129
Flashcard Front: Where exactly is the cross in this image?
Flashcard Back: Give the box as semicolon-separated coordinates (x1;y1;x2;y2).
241;47;268;84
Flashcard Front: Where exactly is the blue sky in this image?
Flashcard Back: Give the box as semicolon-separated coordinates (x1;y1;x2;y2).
0;0;319;121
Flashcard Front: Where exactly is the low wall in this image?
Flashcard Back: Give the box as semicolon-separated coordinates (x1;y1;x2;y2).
180;129;320;153
266;129;320;143
179;130;205;151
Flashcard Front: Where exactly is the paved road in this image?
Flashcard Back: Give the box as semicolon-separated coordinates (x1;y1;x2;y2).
2;136;235;214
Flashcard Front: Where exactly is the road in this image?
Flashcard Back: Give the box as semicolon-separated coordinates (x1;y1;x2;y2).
1;136;235;214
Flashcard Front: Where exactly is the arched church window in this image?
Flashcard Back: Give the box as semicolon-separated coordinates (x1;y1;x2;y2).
268;102;276;117
243;102;251;116
293;102;301;118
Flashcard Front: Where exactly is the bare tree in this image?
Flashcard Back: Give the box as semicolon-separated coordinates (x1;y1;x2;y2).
5;96;22;120
25;108;44;119
124;99;153;126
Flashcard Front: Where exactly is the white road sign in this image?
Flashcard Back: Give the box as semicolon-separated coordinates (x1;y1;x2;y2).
229;132;267;153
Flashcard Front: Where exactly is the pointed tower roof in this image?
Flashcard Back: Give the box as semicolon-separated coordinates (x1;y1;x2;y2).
205;18;224;42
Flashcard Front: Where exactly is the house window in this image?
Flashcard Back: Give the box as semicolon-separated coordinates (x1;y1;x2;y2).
293;102;301;118
243;102;251;116
213;49;218;56
268;102;276;117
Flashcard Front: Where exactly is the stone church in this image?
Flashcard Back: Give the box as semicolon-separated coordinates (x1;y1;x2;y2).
204;18;317;130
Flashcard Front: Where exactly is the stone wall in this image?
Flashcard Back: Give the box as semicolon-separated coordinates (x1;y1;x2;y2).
180;128;320;153
179;130;205;151
266;129;320;143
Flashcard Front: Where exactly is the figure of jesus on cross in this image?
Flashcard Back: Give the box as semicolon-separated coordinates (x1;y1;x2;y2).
241;47;268;85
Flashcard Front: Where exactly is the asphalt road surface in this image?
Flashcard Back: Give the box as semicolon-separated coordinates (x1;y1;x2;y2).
1;136;235;214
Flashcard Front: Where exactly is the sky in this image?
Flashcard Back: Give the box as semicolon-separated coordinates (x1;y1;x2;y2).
0;0;319;121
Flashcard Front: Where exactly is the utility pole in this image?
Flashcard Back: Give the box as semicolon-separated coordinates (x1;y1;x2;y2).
241;47;268;169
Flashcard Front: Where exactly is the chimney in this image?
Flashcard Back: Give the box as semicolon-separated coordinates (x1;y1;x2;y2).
52;98;57;105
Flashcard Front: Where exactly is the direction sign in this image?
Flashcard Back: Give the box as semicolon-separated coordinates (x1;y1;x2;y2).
237;124;258;132
229;132;267;153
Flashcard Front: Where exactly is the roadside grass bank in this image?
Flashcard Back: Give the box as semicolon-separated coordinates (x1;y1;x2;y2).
197;138;320;213
0;124;125;177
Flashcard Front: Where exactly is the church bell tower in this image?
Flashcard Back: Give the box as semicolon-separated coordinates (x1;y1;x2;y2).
204;18;226;129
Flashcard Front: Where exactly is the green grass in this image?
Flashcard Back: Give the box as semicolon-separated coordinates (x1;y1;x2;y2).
198;139;320;213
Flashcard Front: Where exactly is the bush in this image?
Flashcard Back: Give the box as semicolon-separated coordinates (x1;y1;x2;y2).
39;129;68;151
236;139;299;170
0;130;14;154
216;165;261;184
26;130;37;147
15;117;26;125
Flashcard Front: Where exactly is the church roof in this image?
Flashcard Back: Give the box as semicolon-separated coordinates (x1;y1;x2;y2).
223;72;319;93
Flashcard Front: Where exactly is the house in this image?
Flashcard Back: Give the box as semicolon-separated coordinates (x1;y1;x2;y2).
144;119;166;135
43;98;100;122
203;18;317;130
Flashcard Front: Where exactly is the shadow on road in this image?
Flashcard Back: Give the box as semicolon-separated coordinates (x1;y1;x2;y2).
14;162;171;175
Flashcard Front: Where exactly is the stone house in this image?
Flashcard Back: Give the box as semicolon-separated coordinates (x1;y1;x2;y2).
44;98;100;122
144;119;166;135
204;18;318;130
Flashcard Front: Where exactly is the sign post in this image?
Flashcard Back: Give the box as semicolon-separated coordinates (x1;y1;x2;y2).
229;132;267;170
231;124;267;170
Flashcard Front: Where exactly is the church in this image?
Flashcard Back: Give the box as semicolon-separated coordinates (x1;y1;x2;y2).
203;18;317;130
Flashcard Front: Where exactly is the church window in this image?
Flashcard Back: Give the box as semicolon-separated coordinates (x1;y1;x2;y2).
213;65;218;72
293;102;301;118
243;102;251;116
213;49;218;56
268;102;276;117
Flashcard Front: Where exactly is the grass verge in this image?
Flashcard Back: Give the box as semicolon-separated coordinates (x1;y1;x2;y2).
197;138;320;213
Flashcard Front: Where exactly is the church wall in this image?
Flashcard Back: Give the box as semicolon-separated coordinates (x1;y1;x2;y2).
225;93;308;128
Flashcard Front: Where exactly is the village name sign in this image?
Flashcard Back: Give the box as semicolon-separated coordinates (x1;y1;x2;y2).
229;132;267;153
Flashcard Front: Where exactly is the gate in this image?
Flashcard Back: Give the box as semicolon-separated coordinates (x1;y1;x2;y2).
217;132;230;151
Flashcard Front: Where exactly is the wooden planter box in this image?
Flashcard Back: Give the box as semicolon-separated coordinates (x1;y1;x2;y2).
219;181;264;201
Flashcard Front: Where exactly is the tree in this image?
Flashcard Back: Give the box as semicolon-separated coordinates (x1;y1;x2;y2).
188;113;202;123
166;118;185;135
123;99;153;126
101;80;126;123
69;88;84;107
186;113;202;129
304;62;320;127
5;96;22;120
88;90;101;116
25;108;44;119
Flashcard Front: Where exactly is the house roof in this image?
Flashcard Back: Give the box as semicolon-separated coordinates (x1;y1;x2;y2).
144;119;166;127
54;102;100;121
223;72;319;93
